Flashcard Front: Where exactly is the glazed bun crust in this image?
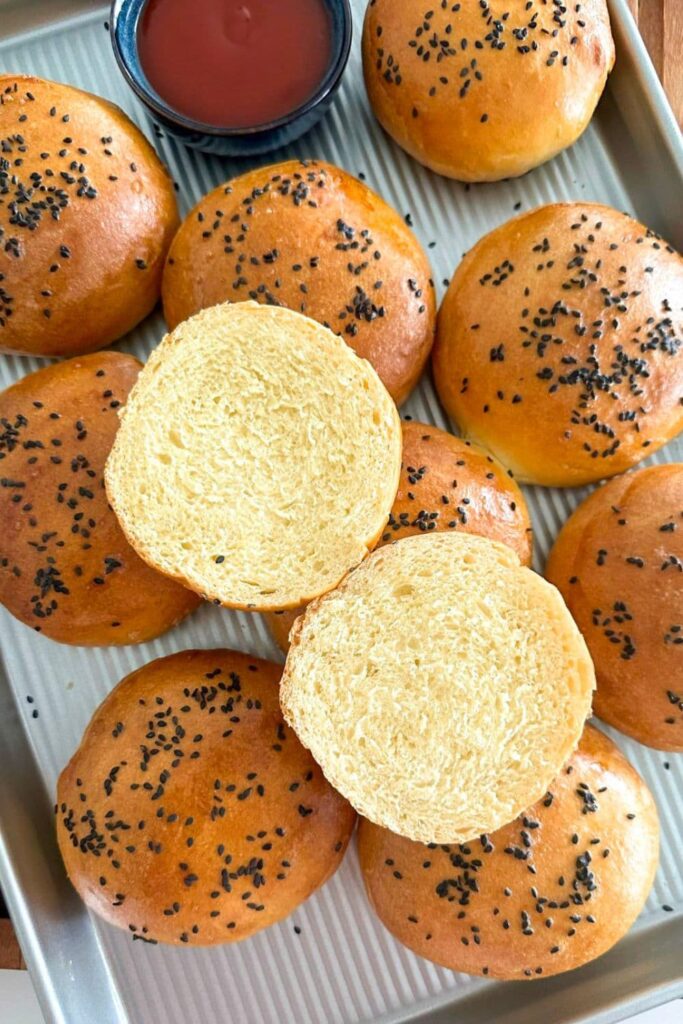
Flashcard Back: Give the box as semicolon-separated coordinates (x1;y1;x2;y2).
546;465;683;752
162;159;435;404
358;725;659;980
56;650;356;946
0;74;178;357
362;0;614;182
0;352;199;645
434;204;683;486
266;419;533;653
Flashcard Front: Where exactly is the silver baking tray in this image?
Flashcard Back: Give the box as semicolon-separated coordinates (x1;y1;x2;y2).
0;1;681;1022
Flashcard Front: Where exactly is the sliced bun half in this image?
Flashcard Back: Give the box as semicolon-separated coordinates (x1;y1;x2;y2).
105;301;402;610
281;532;595;844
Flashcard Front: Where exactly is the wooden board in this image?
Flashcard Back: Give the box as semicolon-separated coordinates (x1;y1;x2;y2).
0;918;25;970
627;0;683;127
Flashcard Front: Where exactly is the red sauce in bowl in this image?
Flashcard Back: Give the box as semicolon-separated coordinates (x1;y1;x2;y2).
137;0;334;128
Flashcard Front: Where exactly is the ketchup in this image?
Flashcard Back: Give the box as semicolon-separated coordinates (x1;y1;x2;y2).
137;0;333;128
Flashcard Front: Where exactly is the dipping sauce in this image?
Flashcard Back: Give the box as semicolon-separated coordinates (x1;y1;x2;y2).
137;0;334;128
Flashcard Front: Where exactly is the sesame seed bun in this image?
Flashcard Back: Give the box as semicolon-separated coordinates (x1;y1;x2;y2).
0;352;199;645
358;725;659;980
433;203;683;486
280;532;595;844
161;159;436;405
0;74;178;357
266;419;533;653
56;649;356;946
362;0;614;182
546;464;683;752
104;301;402;611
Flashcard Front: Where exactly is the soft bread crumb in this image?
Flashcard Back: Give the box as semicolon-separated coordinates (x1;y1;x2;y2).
280;532;595;844
105;302;402;610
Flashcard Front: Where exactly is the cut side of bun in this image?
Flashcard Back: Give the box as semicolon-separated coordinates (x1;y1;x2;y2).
105;301;402;610
281;532;595;844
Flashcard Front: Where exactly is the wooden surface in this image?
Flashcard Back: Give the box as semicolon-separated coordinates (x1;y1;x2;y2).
627;0;683;127
0;919;25;970
0;0;681;976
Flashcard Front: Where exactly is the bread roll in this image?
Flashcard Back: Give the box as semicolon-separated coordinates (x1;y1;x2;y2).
0;352;199;645
362;0;614;182
267;419;532;652
358;725;659;980
105;301;402;611
0;74;178;357
162;159;435;404
56;649;355;945
434;204;683;486
280;532;595;844
546;464;683;751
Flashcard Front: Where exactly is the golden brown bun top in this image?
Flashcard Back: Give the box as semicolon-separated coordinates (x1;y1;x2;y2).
0;352;199;645
362;0;614;181
267;418;532;652
434;203;683;486
0;74;178;357
358;725;659;980
382;420;532;560
546;464;683;752
56;650;356;946
162;159;435;404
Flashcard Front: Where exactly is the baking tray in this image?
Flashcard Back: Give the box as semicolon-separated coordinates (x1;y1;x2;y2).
0;1;681;1022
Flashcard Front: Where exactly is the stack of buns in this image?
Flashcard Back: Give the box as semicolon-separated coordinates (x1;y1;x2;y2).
0;59;677;988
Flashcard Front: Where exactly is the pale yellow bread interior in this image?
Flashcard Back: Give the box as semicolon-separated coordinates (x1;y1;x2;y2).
280;532;595;844
105;302;402;610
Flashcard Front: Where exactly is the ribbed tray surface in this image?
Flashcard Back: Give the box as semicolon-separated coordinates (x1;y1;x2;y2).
0;5;681;1024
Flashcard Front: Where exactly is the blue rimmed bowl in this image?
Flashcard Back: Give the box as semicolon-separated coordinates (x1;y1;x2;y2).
110;0;352;156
